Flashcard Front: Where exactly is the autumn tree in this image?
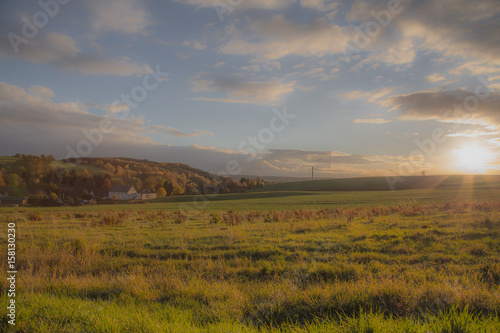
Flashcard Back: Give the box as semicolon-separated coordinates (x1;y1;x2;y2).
156;187;167;198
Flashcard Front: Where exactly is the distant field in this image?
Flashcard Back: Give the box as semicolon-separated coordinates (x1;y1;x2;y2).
0;156;19;169
9;185;500;213
51;161;110;176
264;174;500;192
1;198;499;332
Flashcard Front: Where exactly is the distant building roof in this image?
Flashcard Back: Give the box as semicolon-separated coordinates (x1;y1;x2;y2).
109;185;135;193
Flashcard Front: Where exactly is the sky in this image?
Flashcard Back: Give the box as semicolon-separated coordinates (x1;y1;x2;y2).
1;0;500;178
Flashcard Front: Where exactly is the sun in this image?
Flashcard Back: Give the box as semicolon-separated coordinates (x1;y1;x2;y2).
453;143;495;173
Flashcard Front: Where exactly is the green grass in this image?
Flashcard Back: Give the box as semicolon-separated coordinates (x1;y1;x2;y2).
0;156;19;169
13;186;500;212
264;174;500;192
51;161;110;176
1;194;500;332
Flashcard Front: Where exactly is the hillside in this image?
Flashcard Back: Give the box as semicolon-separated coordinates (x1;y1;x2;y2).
0;155;262;205
262;174;500;192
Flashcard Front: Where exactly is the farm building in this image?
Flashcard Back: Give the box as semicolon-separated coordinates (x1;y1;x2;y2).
107;186;157;200
108;185;138;200
138;189;156;200
0;197;27;205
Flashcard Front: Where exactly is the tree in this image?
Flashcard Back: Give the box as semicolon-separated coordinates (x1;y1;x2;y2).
163;180;174;196
156;187;167;198
102;178;112;190
173;185;184;196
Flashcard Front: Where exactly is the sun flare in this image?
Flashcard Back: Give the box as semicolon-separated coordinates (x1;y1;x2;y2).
453;143;495;173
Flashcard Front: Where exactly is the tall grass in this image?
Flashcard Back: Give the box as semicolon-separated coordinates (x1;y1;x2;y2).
1;199;499;332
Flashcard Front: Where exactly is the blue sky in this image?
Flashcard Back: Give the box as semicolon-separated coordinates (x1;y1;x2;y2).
1;0;500;178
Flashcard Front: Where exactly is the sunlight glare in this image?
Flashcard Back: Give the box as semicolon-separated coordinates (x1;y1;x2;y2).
453;143;495;173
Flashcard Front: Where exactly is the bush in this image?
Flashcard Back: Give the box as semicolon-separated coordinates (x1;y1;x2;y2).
173;211;187;224
27;211;43;221
223;210;242;226
209;213;220;224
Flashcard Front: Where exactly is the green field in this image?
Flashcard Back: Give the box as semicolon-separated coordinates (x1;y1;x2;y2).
264;175;500;192
1;188;500;332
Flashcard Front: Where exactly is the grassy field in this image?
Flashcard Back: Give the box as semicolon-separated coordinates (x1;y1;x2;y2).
263;175;500;192
1;189;500;332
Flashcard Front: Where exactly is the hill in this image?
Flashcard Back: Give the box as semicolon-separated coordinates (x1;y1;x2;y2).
0;155;263;205
262;174;500;192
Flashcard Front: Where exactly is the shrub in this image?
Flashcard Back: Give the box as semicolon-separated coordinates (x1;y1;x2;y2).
210;213;221;224
101;211;120;226
173;211;187;224
27;211;43;221
223;210;242;226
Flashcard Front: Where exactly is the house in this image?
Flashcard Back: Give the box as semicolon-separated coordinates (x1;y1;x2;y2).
108;185;138;200
138;189;156;200
0;197;27;205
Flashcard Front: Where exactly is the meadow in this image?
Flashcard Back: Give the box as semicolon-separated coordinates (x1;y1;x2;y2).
1;188;500;332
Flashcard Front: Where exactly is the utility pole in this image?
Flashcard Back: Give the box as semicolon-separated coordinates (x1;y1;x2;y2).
312;166;314;180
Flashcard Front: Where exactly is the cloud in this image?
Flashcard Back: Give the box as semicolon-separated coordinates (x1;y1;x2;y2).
28;86;54;99
175;0;295;10
426;73;446;82
152;126;214;138
354;118;391;124
0;32;149;76
336;87;395;105
0;82;154;146
447;129;499;138
300;0;339;12
0;82;427;178
218;15;352;61
105;103;130;114
87;0;151;34
389;89;500;128
266;149;374;165
182;40;207;50
189;73;296;105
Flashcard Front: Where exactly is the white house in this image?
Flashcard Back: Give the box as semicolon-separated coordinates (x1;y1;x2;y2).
138;189;156;200
108;185;138;200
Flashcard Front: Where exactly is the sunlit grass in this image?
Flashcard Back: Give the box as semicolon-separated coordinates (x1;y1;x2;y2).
1;199;499;332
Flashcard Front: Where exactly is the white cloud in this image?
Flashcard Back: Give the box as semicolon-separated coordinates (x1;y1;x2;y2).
152;126;214;138
426;73;446;82
88;0;151;34
175;0;295;10
182;40;207;50
219;15;352;61
0;33;149;76
354;118;391;124
300;0;339;12
28;86;54;99
105;103;130;114
189;73;296;105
